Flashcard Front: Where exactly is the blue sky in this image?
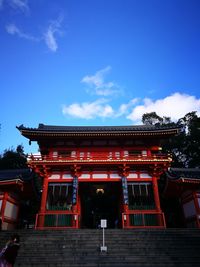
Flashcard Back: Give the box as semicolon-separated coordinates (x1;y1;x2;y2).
0;0;200;154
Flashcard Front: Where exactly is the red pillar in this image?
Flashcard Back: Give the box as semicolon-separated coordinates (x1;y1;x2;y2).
152;176;161;211
37;175;49;228
152;176;165;227
193;192;200;228
40;176;49;213
1;192;8;229
122;203;129;228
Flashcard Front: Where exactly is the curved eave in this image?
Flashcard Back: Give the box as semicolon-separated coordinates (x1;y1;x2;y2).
0;178;24;186
18;129;179;141
180;178;200;184
169;177;200;184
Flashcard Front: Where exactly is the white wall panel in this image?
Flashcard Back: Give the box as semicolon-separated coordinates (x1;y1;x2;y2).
93;173;108;178
140;172;152;178
79;174;90;179
110;173;121;178
127;173;138;178
183;200;196;218
63;174;73;179
49;174;60;179
4;202;18;220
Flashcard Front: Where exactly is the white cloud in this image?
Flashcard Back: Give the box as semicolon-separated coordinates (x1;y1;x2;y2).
6;23;39;41
127;92;200;122
62;99;114;119
3;1;64;52
62;93;200;122
44;15;64;52
9;0;29;14
81;66;121;96
6;15;64;52
116;98;139;117
82;66;111;88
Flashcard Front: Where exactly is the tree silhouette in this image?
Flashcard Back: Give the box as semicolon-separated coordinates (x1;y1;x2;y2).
0;145;28;170
142;111;200;168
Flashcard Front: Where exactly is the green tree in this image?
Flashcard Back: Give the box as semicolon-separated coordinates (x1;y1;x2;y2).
142;112;163;125
177;112;200;167
142;111;200;168
0;145;28;170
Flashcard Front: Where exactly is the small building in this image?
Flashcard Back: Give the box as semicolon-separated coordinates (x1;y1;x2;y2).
0;169;39;230
164;168;200;228
17;124;179;229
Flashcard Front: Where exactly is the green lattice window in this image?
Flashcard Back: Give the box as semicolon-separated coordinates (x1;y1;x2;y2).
46;183;73;211
128;182;155;210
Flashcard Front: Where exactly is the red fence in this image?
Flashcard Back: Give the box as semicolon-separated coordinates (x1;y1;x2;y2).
35;211;79;229
122;210;166;228
28;153;170;163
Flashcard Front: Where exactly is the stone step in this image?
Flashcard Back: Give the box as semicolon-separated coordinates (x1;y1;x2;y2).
1;229;200;267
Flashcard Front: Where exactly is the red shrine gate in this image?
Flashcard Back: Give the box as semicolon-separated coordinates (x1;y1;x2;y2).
17;124;179;229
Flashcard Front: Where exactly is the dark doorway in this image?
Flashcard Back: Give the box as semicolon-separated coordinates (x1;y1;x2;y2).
79;182;122;228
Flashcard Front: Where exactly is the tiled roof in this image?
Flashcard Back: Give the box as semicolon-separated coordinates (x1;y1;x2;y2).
17;123;180;133
37;124;179;132
167;168;200;180
17;124;180;142
0;169;33;182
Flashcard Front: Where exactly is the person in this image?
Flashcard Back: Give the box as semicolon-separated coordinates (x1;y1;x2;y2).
0;234;20;267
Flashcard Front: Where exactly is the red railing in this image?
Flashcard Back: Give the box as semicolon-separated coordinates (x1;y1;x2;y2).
35;211;79;229
28;153;170;163
122;210;166;228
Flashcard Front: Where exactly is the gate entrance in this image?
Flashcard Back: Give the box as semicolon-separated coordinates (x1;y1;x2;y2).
79;182;122;228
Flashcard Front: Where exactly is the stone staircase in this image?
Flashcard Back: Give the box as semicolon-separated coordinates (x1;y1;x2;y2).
1;229;200;267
